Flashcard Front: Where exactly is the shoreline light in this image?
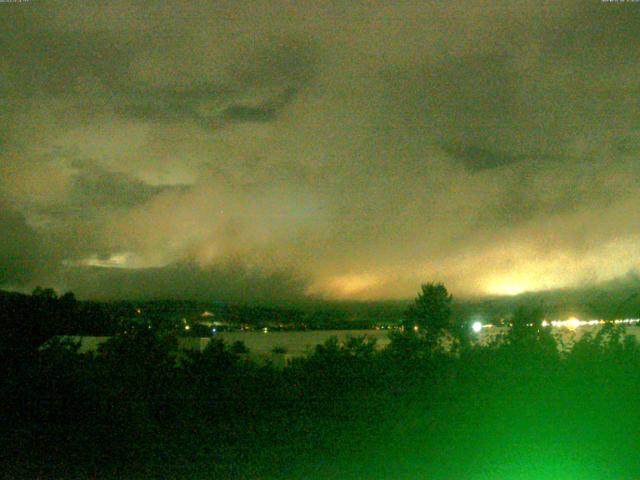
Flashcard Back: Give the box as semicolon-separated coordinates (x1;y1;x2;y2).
541;318;640;328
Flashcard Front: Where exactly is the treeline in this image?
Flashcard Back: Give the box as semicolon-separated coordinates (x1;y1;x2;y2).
0;289;405;348
3;283;640;478
119;299;405;330
3;323;639;478
0;288;135;362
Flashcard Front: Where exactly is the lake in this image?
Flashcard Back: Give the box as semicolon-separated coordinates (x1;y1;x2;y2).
60;324;640;357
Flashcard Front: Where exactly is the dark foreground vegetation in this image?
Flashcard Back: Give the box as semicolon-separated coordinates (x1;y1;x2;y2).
2;285;640;479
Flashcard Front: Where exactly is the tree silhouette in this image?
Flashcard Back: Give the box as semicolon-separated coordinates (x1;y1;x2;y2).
506;304;556;357
403;283;453;340
32;286;58;300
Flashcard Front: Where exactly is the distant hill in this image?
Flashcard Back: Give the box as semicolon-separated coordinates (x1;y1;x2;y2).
2;272;638;347
454;272;640;323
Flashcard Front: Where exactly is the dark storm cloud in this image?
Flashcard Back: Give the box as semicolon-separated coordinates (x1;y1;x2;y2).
384;52;524;155
66;160;179;210
61;261;310;304
217;89;296;123
115;83;298;130
0;201;42;285
442;145;523;172
1;0;640;300
1;6;316;128
544;3;640;68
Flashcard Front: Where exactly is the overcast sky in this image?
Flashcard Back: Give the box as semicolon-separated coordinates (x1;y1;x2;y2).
1;0;639;301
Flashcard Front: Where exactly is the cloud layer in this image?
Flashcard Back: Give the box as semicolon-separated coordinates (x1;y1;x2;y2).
1;0;639;300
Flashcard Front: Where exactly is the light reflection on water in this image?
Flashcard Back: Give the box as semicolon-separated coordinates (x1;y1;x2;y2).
215;324;640;355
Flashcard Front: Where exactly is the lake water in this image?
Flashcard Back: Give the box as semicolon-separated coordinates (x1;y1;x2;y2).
212;329;390;356
61;324;640;357
213;324;640;355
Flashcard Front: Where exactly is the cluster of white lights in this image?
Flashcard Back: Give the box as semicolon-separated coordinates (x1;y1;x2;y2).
471;318;640;332
542;318;640;329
